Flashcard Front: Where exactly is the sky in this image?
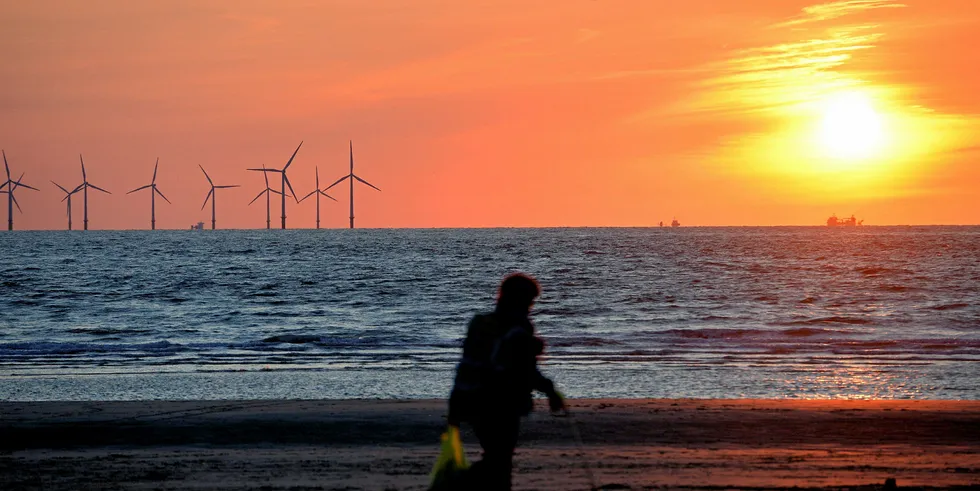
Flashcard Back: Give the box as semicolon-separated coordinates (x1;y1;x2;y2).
1;0;978;229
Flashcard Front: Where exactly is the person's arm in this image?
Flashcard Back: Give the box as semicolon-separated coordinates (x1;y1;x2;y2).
499;328;565;411
530;355;564;412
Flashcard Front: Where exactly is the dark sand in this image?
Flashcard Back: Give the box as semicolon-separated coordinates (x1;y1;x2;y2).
1;399;978;490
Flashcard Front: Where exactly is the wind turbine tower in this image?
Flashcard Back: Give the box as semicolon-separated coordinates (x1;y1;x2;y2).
325;141;380;229
127;158;171;230
52;181;81;230
199;165;239;230
74;154;111;231
1;150;40;231
248;142;302;229
299;167;337;229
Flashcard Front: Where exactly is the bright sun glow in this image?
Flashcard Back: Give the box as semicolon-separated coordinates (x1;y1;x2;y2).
819;91;885;160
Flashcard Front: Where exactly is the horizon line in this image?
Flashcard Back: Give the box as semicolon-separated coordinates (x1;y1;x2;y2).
3;223;980;232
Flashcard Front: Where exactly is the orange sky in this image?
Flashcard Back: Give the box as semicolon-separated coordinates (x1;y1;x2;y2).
2;0;978;229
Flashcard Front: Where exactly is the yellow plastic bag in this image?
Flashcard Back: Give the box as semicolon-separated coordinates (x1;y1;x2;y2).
428;425;470;488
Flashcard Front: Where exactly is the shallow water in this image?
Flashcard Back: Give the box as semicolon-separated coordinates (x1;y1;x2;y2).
1;227;977;400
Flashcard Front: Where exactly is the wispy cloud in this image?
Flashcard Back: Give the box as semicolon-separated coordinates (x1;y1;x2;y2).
776;0;905;28
681;1;905;117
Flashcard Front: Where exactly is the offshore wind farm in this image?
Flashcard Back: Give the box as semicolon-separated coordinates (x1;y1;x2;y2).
0;141;383;231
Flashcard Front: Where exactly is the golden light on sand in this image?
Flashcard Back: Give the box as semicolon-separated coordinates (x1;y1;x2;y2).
818;91;885;160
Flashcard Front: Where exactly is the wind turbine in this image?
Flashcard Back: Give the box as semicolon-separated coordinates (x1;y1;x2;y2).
74;154;111;231
325;141;380;229
1;150;40;231
127;158;171;230
52;181;82;230
248;164;283;230
248;142;302;229
199;165;239;230
298;167;337;229
248;164;289;229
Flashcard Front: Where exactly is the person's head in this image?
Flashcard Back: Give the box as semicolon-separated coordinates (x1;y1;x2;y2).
496;273;540;314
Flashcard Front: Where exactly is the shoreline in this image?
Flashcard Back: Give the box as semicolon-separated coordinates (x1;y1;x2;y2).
2;399;978;490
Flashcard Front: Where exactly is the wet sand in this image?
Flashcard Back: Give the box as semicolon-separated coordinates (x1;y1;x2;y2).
1;399;978;490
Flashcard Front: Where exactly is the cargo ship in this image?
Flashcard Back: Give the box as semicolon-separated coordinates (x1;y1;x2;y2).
827;214;862;226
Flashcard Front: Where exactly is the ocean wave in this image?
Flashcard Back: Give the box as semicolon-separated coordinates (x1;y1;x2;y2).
924;303;970;311
666;328;764;339
550;336;622;347
782;327;853;337
262;334;320;344
67;327;152;336
656;327;860;342
778;316;872;326
0;340;181;356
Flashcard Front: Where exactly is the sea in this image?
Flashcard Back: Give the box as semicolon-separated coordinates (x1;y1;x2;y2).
1;227;977;401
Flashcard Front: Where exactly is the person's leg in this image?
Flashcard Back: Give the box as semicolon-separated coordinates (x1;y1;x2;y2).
470;415;520;490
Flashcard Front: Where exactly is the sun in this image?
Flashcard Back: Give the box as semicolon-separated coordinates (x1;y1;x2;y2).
818;91;885;160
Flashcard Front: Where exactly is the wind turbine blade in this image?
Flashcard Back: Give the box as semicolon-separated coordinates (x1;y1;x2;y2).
79;154;86;180
324;175;348;191
283;141;303;171
15;180;40;192
247;168;280;173
353;175;381;192
284;174;298;203
11;192;21;213
262;164;269;187
154;187;172;204
128;184;151;194
320;190;338;202
215;185;239;189
88;183;111;194
269;189;287;197
248;189;267;205
2;149;9;181
299;189;316;202
70;183;84;194
62;194;70;202
199;165;213;185
152;158;159;183
52;181;70;194
202;189;213;210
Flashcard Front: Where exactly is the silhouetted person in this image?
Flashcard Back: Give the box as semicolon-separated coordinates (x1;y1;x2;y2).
444;273;564;490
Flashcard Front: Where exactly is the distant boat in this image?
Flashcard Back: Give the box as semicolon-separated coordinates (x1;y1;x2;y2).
190;221;205;230
671;218;681;227
827;214;863;226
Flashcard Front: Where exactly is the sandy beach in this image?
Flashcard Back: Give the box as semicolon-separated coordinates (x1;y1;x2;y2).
1;399;978;490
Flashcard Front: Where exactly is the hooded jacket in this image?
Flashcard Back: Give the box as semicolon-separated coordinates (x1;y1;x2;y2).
448;308;555;420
